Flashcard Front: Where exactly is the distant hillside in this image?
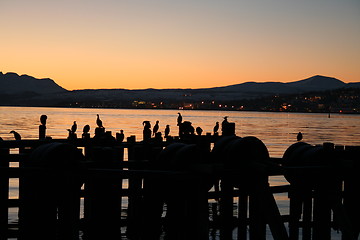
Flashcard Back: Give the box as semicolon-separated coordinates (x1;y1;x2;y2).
0;73;359;108
212;75;348;94
287;75;346;91
0;72;67;95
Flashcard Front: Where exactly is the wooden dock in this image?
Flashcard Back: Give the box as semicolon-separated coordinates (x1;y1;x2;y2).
0;132;360;239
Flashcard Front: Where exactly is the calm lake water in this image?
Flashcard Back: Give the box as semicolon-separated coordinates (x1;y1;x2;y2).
1;106;359;239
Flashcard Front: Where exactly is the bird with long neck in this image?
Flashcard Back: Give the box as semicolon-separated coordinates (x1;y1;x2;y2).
177;112;182;126
71;121;77;133
153;120;159;136
96;114;103;128
10;131;21;141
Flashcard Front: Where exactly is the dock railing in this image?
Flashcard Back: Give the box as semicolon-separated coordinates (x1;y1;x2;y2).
0;134;359;240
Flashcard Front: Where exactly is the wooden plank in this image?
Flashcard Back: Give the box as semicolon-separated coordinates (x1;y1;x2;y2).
0;148;10;240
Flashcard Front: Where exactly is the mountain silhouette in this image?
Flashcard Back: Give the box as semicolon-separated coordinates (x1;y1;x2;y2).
0;73;359;106
287;75;346;91
211;75;348;94
0;72;67;95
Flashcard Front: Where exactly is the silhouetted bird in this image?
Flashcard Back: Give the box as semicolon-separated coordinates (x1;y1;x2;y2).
143;121;152;140
71;121;77;133
118;129;125;142
196;126;203;136
222;116;228;124
83;124;90;134
153;120;159;136
143;121;151;129
213;122;219;134
221;116;229;131
67;129;73;139
297;132;303;141
10;131;21;141
96;114;103;128
177;112;182;126
165;125;170;137
82;125;90;139
40;114;47;126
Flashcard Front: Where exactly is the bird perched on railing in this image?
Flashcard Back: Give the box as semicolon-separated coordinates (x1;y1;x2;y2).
96;114;103;128
177;112;182;126
213;122;219;134
153;120;159;136
165;125;170;137
297;132;303;141
142;121;152;140
196;126;203;136
71;121;77;133
117;129;125;142
66;129;73;139
82;124;90;139
83;124;90;134
10;131;21;141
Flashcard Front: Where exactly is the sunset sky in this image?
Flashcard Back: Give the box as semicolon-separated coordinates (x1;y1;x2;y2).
1;0;359;90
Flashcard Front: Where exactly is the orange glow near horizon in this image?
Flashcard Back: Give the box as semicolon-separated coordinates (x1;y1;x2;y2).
1;0;359;90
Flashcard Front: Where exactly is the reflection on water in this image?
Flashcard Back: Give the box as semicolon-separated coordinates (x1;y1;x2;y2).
1;106;360;157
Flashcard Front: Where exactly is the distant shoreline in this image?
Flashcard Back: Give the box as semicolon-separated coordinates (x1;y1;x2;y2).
1;104;359;115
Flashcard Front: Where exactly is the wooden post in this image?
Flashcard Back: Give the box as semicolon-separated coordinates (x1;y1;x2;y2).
249;179;267;240
141;173;166;240
184;174;209;240
83;146;122;240
302;189;313;240
312;187;331;240
164;173;209;240
94;127;105;137
126;136;145;239
220;177;234;240
237;191;248;240
222;122;235;136
343;146;360;239
0;148;10;240
312;143;335;240
114;145;125;228
288;184;303;240
264;184;289;240
140;139;166;238
19;143;83;240
39;125;46;139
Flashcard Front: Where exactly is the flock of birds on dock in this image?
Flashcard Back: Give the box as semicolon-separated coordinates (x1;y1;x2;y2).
1;112;303;142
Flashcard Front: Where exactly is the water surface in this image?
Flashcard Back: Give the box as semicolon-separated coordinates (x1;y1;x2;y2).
1;106;360;157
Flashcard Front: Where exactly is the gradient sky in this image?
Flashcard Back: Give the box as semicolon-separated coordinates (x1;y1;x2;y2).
1;0;359;90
